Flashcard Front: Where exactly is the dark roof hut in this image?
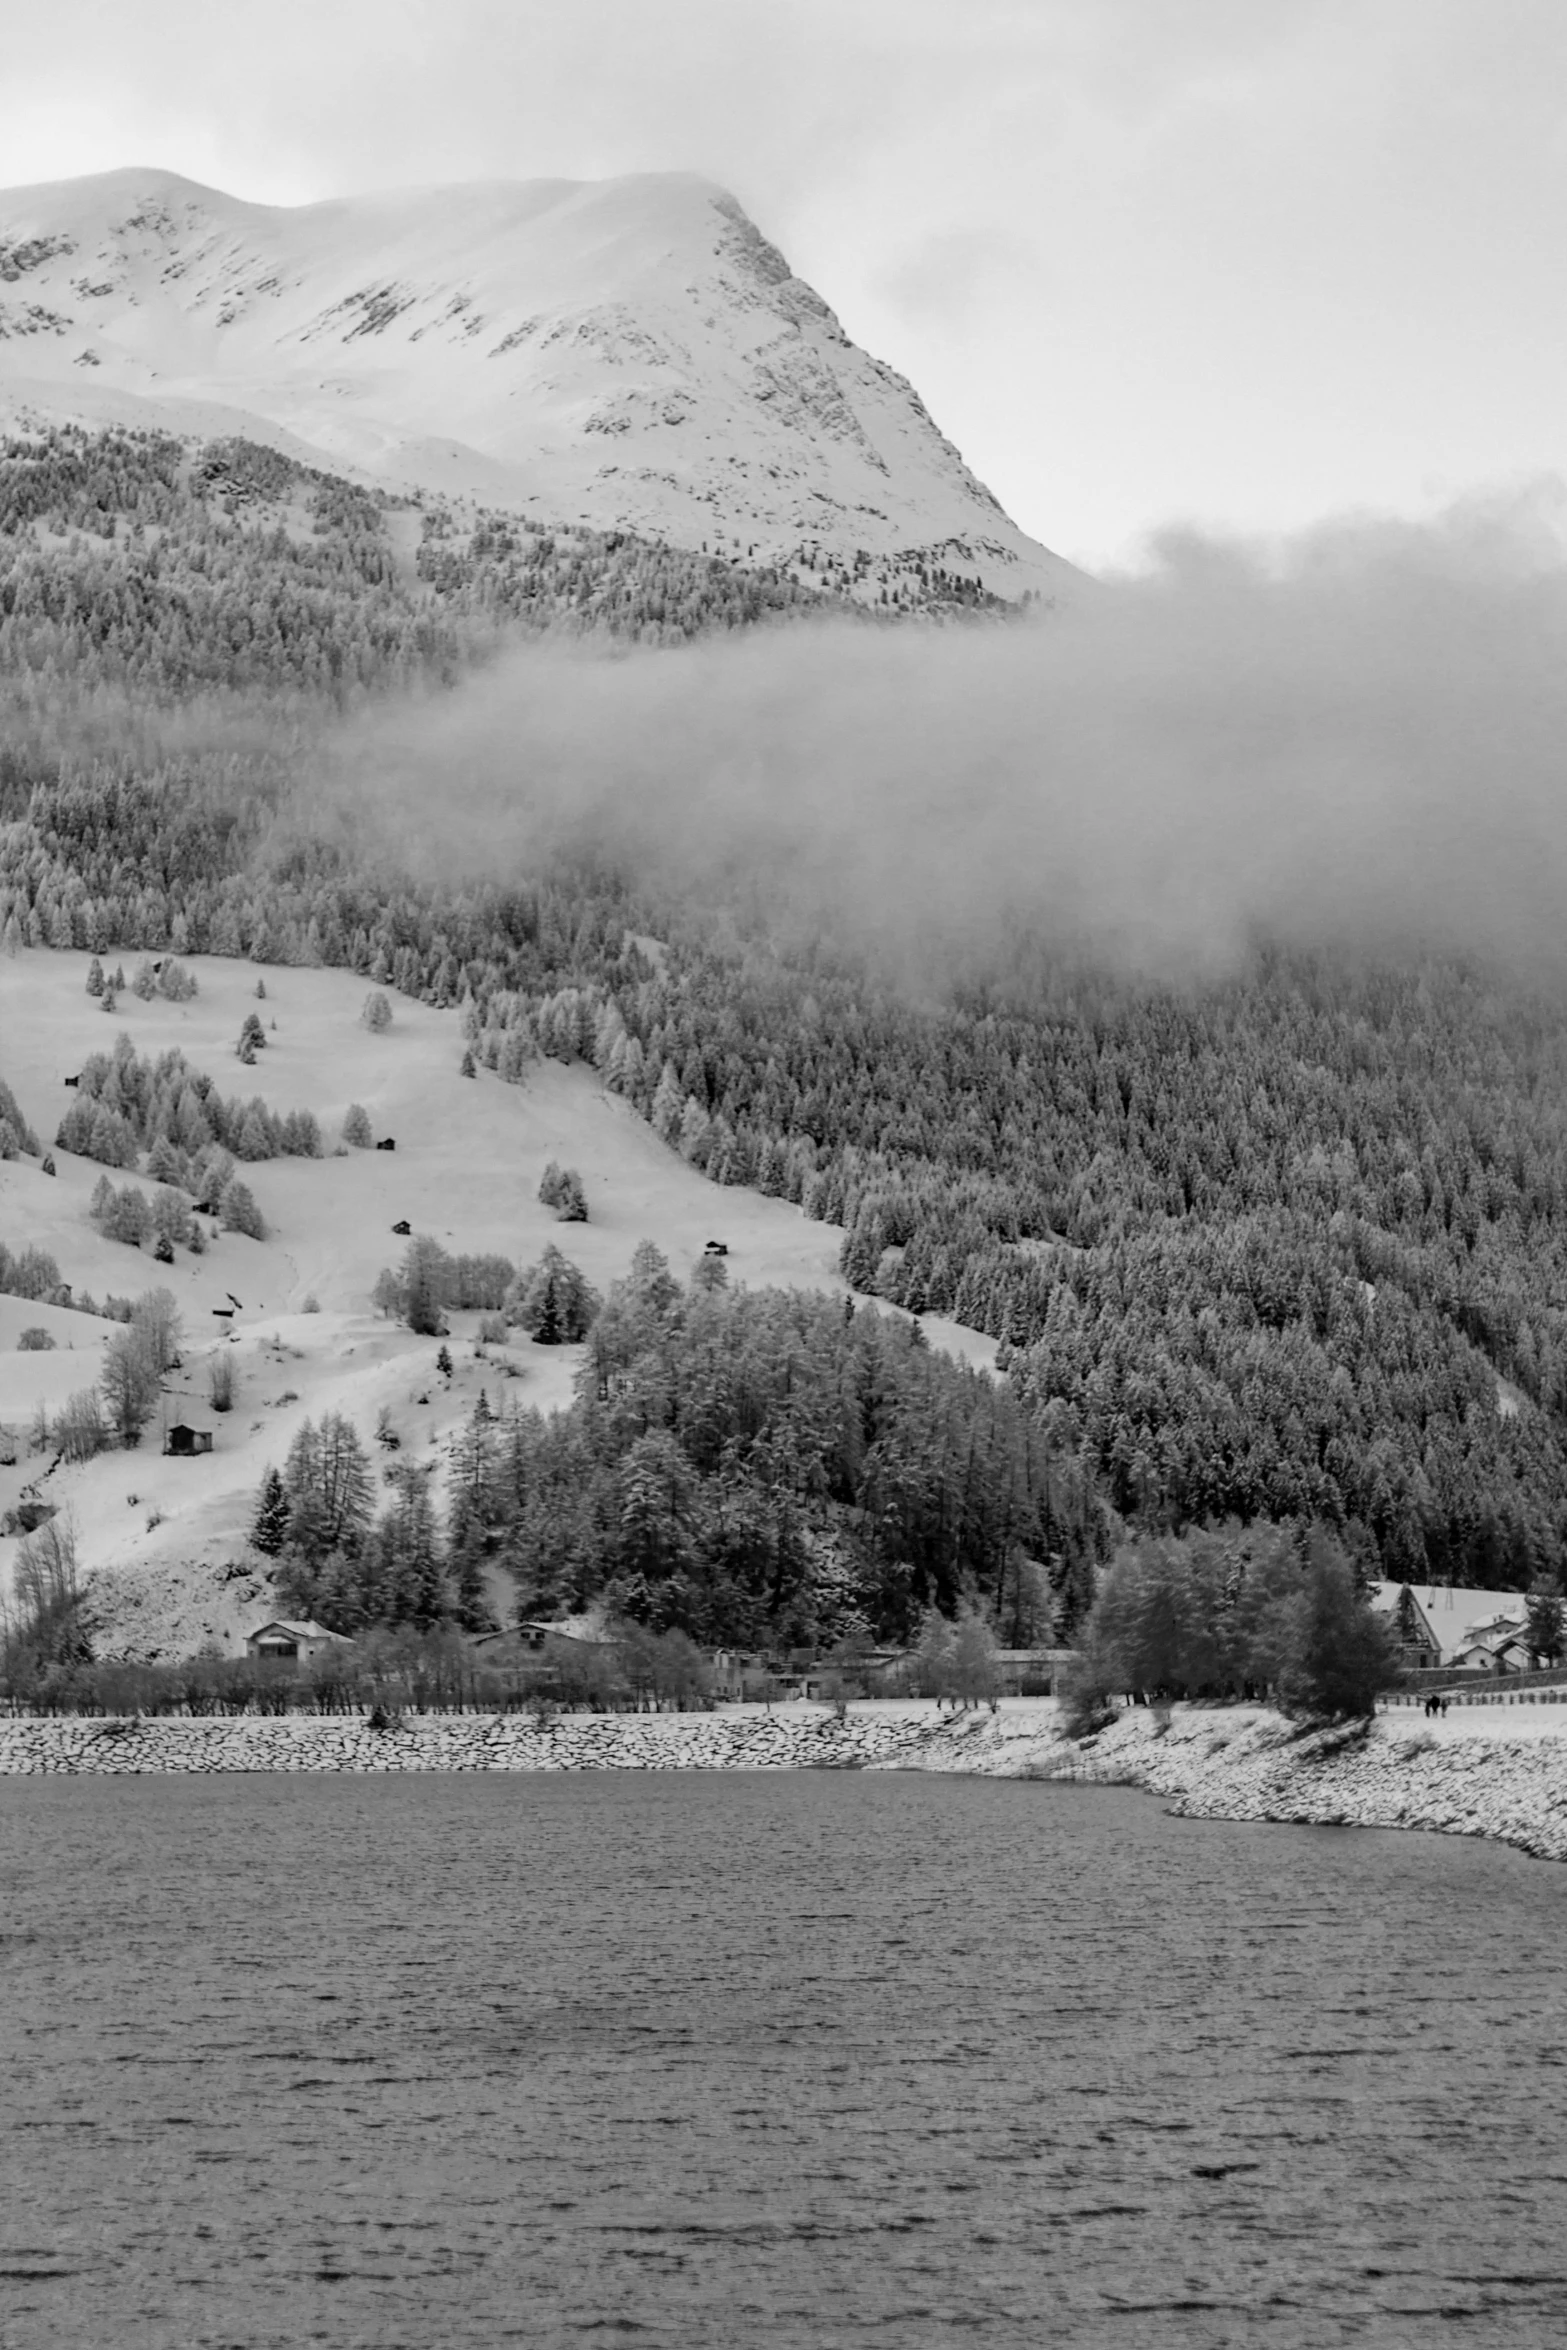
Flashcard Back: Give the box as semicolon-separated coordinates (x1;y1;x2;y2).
164;1414;215;1457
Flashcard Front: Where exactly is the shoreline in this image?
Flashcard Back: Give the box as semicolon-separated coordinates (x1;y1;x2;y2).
3;1700;1566;1862
951;1704;1567;1867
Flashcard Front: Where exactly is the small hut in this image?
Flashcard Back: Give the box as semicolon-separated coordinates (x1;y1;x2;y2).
164;1413;215;1458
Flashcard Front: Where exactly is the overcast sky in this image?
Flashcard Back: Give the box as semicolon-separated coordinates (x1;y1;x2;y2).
5;0;1564;569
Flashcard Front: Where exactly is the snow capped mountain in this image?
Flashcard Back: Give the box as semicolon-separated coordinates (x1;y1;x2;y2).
0;167;1074;602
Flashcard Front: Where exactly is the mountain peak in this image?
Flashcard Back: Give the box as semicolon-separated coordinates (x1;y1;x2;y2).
0;168;1074;601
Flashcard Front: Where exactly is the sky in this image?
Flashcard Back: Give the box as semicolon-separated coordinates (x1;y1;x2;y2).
4;0;1566;571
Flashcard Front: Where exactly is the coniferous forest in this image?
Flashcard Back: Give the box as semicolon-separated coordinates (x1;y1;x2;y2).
5;421;1567;1632
261;1252;1100;1652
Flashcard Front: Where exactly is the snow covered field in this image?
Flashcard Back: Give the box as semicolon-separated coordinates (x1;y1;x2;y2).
0;948;993;1655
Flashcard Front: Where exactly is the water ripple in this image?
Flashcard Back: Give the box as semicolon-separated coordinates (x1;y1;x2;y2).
2;1773;1565;2348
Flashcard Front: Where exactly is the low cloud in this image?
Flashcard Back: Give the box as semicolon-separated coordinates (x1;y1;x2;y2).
316;488;1567;985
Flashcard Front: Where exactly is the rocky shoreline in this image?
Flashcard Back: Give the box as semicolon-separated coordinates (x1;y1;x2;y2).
0;1707;963;1777
3;1701;1565;1864
909;1703;1567;1867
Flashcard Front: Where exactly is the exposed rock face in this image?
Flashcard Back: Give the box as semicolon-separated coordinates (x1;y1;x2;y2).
0;168;1076;603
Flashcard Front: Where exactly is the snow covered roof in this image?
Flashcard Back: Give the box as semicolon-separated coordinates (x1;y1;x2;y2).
1371;1582;1527;1656
518;1612;616;1647
247;1619;348;1645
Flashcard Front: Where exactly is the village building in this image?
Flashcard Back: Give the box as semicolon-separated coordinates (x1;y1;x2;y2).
468;1614;622;1695
1449;1613;1533;1675
1369;1582;1534;1671
245;1619;350;1664
514;1611;617;1655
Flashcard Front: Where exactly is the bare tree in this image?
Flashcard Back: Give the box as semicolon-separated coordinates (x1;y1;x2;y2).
55;1388;110;1463
131;1287;183;1374
101;1329;162;1446
3;1514;93;1689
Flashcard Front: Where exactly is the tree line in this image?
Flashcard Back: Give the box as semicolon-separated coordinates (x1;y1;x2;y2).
253;1250;1106;1651
12;760;1567;1583
8;424;1567;1590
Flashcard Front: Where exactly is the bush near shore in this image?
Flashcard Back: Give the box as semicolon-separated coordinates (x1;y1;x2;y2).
0;1621;725;1721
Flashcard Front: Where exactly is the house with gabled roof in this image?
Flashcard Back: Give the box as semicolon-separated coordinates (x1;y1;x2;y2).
1450;1613;1533;1674
245;1619;350;1664
1370;1582;1530;1669
514;1610;616;1653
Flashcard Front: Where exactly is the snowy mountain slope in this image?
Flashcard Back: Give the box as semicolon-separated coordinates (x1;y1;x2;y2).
0;950;997;1657
0;168;1074;603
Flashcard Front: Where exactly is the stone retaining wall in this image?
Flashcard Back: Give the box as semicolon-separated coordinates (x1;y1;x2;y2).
5;1704;1566;1867
0;1708;962;1776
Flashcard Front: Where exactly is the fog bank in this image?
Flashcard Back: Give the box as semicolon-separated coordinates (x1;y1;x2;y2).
320;491;1567;981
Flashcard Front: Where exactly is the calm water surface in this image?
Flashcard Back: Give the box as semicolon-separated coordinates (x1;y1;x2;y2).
2;1771;1565;2349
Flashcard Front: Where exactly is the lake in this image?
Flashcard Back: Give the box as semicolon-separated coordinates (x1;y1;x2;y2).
2;1771;1565;2348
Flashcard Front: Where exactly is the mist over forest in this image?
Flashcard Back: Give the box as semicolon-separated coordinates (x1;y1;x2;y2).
7;421;1567;1660
323;488;1567;982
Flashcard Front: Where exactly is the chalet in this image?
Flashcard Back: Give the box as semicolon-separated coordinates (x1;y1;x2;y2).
375;1136;396;1152
516;1611;616;1654
1451;1612;1532;1674
467;1630;541;1664
163;1414;214;1457
245;1619;350;1664
1370;1582;1533;1670
471;1616;620;1698
1373;1582;1444;1670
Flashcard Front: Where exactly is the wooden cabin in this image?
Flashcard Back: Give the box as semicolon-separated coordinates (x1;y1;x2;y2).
164;1415;214;1458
